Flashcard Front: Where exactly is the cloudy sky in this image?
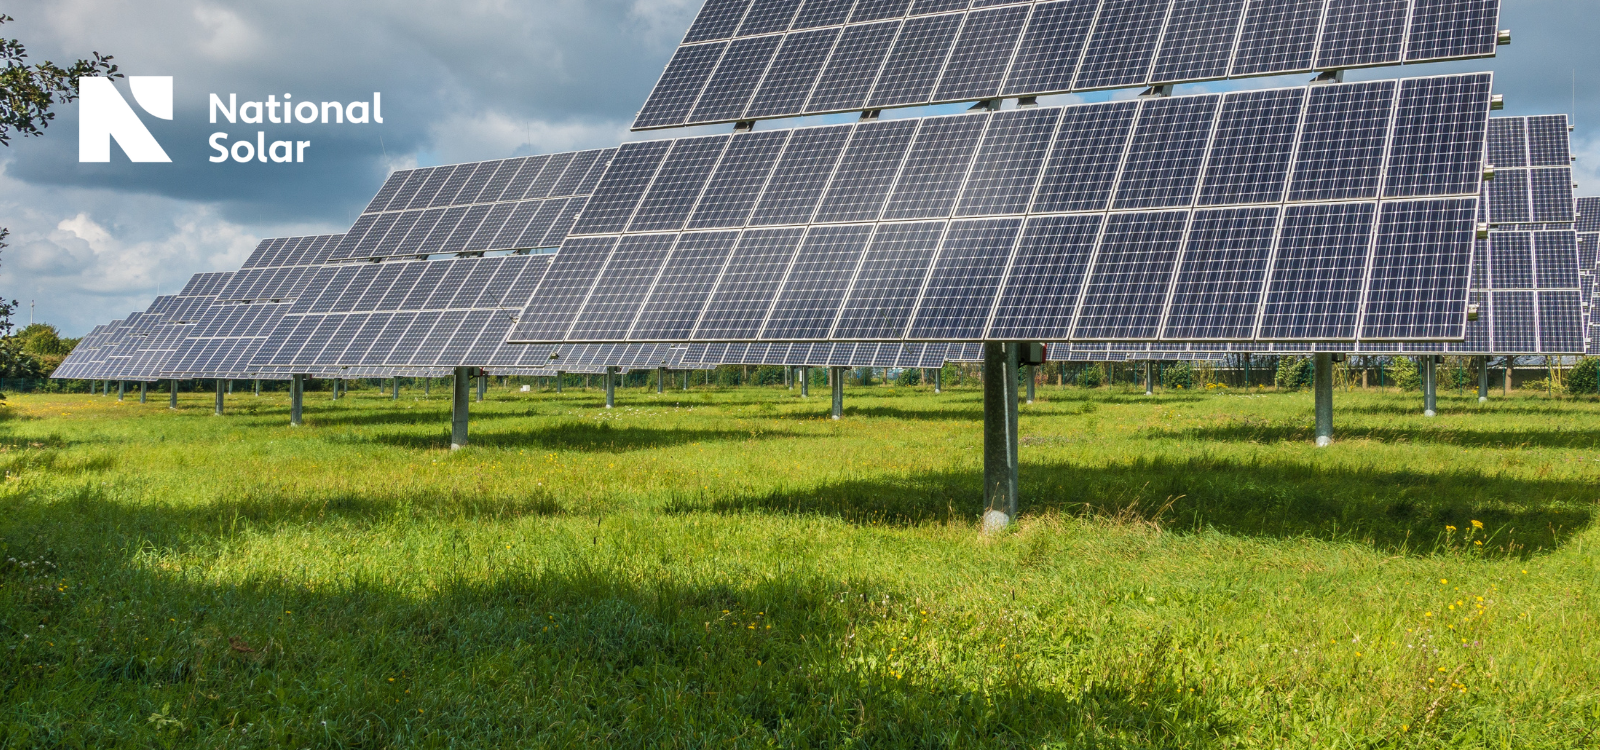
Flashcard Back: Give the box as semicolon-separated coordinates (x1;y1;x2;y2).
1;0;1595;335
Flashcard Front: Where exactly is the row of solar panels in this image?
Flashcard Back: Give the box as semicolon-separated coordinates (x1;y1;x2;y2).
640;0;1503;128
604;75;1495;243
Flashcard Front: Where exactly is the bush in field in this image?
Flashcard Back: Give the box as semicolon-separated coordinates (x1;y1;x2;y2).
1162;362;1194;390
1567;358;1599;395
1385;357;1421;392
1077;364;1104;388
1275;357;1311;390
896;368;921;386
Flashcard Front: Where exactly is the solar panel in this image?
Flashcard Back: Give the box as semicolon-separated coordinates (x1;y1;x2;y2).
253;253;555;370
633;0;1502;130
516;73;1491;346
1483;115;1575;226
332;149;616;261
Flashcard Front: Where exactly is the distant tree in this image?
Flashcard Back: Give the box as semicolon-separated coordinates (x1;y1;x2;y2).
0;14;120;145
17;323;67;355
1567;358;1599;396
1274;357;1311;390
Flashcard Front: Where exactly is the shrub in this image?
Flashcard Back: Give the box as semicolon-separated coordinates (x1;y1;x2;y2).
1567;358;1599;395
1077;364;1104;388
1162;362;1194;390
896;368;921;386
1386;357;1421;392
1275;357;1311;390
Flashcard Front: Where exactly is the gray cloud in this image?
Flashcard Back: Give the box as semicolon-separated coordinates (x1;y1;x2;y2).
0;0;1594;334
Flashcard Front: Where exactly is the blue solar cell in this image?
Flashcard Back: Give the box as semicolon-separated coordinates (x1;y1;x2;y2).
404;167;456;210
956;107;1060;216
807;21;900;112
1490;290;1536;351
931;5;1029;102
1361;199;1477;339
1527;115;1571;167
1486;117;1526;168
687;131;791;230
814;119;919;223
851;0;913;23
792;0;854;28
1316;0;1407;69
1533;231;1579;288
833;221;947;338
509;236;618;341
635;43;726;128
524;153;576;200
629;136;731;233
1031;101;1138;213
548;150;605;197
745;28;840;118
737;0;804;36
867;13;963;108
912;0;971;12
1288;80;1396;201
1407;0;1499;61
631;232;742;339
882;114;987;220
1198;88;1303;206
1230;0;1322;76
1384;73;1492;199
570;235;679;339
1072;210;1189;339
760;225;876;338
1149;0;1247;83
694;228;807;338
906;218;1023;338
1161;206;1280;339
690;35;783;123
540;198;589;247
571;141;672;235
1258;202;1376;339
749;125;853;225
1112;94;1219;209
363;173;409;214
1485;169;1530;224
1001;0;1099;97
1538;290;1585;353
1530;168;1575;223
1072;0;1170;90
684;0;752;43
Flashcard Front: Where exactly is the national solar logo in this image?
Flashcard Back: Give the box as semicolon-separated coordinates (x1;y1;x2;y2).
77;76;383;164
79;76;173;163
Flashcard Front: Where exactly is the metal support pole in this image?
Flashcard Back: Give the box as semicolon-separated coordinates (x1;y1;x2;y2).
658;367;665;394
982;342;1020;533
830;367;844;420
1423;357;1438;417
139;382;147;403
1477;355;1489;403
425;378;431;397
254;379;260;396
169;380;178;410
290;375;304;426
800;367;810;397
556;372;563;393
451;367;470;449
476;373;486;403
1314;353;1333;447
1144;362;1154;396
214;379;225;416
785;366;792;389
934;367;941;394
605;367;616;408
117;381;125;401
393;377;400;400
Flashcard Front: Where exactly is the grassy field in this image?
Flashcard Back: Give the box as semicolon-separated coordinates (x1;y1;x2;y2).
0;380;1596;748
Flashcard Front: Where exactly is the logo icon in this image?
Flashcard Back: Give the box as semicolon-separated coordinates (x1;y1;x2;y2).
79;76;172;163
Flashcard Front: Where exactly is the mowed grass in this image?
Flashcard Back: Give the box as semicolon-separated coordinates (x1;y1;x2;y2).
0;381;1597;748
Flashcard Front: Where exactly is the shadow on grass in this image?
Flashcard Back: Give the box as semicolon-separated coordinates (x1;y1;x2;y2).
0;491;1238;748
669;456;1594;557
361;421;805;453
1150;422;1600;450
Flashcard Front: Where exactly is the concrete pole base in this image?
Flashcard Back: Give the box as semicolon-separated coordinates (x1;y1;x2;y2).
1478;397;1488;403
451;367;470;449
1424;410;1437;418
982;342;1020;533
1315;436;1332;448
981;510;1011;535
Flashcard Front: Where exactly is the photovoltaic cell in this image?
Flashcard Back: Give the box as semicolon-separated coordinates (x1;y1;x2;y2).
635;43;726;129
1385;74;1493;198
751;126;855;226
833;221;947;338
1360;199;1477;339
689;35;783;123
1288;80;1396;201
906;218;1022;338
630;232;741;339
1148;0;1246;83
1229;0;1323;76
687;130;790;229
986;214;1103;338
1198;88;1303;206
745;28;840;118
1161;206;1279;339
814;119;919;223
1258;202;1376;339
1112;94;1219;209
1071;211;1188;338
570;235;679;339
956;107;1059;216
807;21;901;113
628;137;729;232
1001;0;1098;97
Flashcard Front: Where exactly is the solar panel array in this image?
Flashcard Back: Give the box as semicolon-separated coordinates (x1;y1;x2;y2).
53;319;125;380
332;149;617;262
515;73;1491;347
682;341;960;368
252;254;555;370
1482;115;1575;226
634;0;1503;129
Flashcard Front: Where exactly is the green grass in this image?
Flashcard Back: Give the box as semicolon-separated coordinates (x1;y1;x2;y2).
0;381;1596;748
